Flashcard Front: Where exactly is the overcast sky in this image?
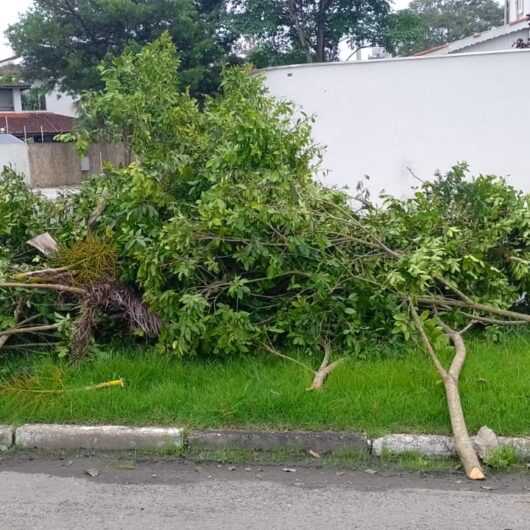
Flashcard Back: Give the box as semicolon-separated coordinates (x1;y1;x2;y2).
0;0;33;58
0;0;416;60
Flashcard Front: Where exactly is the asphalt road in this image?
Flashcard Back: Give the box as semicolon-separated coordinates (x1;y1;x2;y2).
1;454;529;529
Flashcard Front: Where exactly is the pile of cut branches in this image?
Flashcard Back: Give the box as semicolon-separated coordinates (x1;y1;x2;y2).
0;228;160;360
2;36;530;480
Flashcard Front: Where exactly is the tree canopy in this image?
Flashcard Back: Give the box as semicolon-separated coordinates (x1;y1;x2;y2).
6;0;236;97
230;0;390;66
386;0;504;56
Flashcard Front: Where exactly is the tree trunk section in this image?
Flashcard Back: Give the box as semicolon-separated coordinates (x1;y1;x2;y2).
443;375;485;480
308;358;344;390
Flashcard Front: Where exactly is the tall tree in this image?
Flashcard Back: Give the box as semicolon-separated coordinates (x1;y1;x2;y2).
404;0;504;53
383;9;428;57
7;0;237;97
231;0;390;66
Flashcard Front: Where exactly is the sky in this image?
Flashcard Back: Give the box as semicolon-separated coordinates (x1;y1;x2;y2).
0;0;416;60
0;0;34;59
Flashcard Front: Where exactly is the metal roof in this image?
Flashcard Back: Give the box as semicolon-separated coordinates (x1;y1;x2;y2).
0;112;74;135
445;19;530;53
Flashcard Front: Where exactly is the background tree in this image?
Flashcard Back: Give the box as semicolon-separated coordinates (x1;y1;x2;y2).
393;0;505;54
230;0;390;66
383;9;428;56
7;0;237;97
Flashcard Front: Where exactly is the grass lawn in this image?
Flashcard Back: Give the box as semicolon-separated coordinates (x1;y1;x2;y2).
0;332;529;436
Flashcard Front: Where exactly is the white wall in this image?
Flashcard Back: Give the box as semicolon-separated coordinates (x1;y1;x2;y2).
262;49;530;199
12;88;23;112
0;140;31;184
45;90;77;117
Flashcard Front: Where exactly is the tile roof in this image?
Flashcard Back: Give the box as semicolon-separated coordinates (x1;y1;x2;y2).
0;112;74;136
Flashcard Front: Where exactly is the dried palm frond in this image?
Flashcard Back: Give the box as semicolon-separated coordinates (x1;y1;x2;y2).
71;281;161;359
55;234;118;285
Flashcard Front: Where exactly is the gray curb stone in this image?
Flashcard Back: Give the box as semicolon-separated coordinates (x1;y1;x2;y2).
0;425;14;451
15;424;184;451
372;434;455;457
372;432;530;460
188;430;370;454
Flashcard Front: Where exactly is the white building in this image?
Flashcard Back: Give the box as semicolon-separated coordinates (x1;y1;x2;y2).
0;57;78;117
418;1;529;56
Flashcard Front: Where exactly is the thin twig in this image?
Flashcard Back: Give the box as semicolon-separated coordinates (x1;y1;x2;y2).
262;343;314;374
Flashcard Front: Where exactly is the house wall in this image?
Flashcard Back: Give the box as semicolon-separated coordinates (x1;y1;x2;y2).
508;0;529;23
12;88;23;112
44;90;77;117
262;49;530;199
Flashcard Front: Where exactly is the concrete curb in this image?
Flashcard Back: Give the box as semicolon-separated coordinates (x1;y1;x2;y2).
372;434;455;457
1;424;529;461
372;430;530;460
188;430;369;454
14;424;184;451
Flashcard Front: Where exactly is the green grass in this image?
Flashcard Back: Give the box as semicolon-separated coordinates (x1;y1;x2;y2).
0;332;529;436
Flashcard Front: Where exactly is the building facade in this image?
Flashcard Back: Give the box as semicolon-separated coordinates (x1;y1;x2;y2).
418;2;529;56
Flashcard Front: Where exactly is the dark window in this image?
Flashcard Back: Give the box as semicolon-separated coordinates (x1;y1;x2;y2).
0;89;14;111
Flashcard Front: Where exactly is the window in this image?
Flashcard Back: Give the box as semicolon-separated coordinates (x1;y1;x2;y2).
0;89;14;111
516;0;524;16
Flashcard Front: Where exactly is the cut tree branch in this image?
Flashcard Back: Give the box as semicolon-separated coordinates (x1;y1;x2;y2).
416;295;530;323
410;302;485;480
0;282;86;296
0;324;60;337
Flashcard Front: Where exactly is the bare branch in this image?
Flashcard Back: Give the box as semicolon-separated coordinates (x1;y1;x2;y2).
0;324;60;337
262;343;314;374
416;295;530;323
0;282;86;296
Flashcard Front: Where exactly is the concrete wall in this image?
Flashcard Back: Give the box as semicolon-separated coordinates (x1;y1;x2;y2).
0;142;31;184
29;143;129;188
262;49;530;199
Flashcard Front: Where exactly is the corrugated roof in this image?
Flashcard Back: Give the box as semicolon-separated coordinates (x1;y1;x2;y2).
0;112;74;135
414;44;449;57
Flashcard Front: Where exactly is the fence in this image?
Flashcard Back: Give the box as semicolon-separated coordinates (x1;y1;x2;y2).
28;143;129;187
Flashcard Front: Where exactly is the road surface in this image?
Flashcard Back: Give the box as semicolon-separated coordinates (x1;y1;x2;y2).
1;453;529;529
